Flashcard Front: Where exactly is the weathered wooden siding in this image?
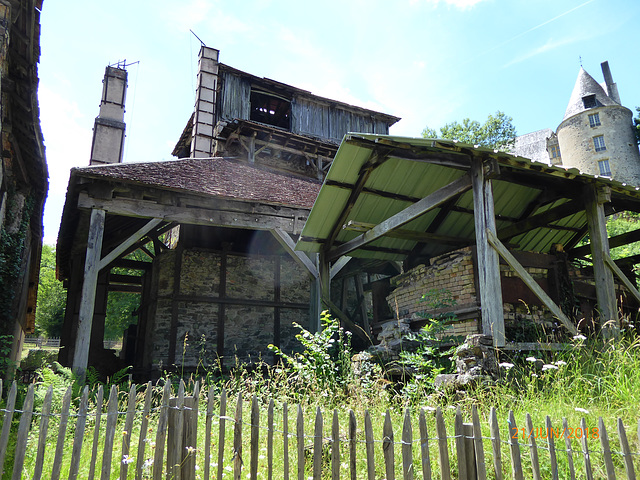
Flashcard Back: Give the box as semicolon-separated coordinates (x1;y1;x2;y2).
219;71;251;122
292;97;390;142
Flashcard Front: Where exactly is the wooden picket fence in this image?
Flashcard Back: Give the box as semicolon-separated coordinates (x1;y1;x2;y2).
0;378;638;479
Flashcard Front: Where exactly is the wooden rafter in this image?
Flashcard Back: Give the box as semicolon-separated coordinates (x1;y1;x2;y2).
497;199;582;241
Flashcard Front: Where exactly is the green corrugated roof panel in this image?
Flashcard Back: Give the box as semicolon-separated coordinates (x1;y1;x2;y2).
297;133;640;262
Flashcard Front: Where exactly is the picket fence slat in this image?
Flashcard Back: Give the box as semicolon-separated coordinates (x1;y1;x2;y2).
526;413;541;480
472;405;487;480
297;405;304;480
331;409;340;480
580;417;594;480
489;407;503;480
364;410;375;480
454;408;467;480
283;402;289;480
508;410;524;480
88;385;104;480
120;383;138;480
313;407;322;480
52;385;72;480
419;408;432;480
383;410;395;480
204;385;214;480
546;416;559;480
68;386;89;480
217;389;227;480
152;381;171;480
618;418;636;480
563;417;577;480
250;395;259;480
101;385;119;480
402;408;413;480
436;407;450;480
268;399;274;480
11;384;34;480
33;385;53;480
599;416;616;480
169;380;185;480
135;381;154;480
0;381;17;477
233;395;243;480
348;409;357;480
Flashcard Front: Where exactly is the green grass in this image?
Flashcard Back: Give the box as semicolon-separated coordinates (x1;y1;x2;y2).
8;328;640;479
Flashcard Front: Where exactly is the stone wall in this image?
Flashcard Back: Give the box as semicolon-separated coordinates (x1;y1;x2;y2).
144;248;310;372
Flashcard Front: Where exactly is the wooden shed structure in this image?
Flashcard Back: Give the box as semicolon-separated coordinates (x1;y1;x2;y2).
56;46;400;378
296;134;640;347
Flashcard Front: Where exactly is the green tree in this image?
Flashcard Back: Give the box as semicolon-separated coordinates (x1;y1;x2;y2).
422;111;517;151
35;244;66;337
634;107;640;144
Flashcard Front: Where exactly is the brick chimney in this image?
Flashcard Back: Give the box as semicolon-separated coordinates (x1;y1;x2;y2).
601;61;621;105
89;65;127;165
190;46;219;158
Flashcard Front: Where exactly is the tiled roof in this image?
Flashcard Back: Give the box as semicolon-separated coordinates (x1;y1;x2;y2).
563;68;617;121
73;157;322;209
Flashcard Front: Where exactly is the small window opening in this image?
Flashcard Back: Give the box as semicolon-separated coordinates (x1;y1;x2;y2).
250;89;291;130
549;145;561;160
598;159;611;176
594;135;606;152
582;94;597;109
588;113;601;127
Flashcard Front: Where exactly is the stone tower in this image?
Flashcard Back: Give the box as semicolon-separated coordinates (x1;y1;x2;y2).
89;65;128;165
556;62;640;186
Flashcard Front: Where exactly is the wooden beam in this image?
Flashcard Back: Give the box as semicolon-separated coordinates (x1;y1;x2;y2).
270;228;318;279
472;159;505;346
497;199;582;241
328;172;472;261
330;256;351;280
98;218;162;271
344;220;470;245
584;184;618;335
355;275;371;336
323;298;372;344
486;229;577;335
603;255;640;305
72;208;106;379
571;227;640;258
78;192;308;234
325;148;392;249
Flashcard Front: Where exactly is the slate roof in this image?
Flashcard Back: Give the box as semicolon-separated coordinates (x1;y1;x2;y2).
562;68;618;121
73;157;322;209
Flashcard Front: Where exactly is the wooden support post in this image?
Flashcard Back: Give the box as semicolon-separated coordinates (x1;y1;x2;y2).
355;274;371;336
471;158;505;346
72;208;106;379
318;250;331;331
330;256;351;280
309;254;322;333
584;184;618;337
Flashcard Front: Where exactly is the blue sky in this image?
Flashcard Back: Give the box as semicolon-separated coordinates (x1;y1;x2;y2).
38;0;640;244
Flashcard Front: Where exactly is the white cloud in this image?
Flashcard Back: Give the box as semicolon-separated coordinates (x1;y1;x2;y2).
503;36;580;68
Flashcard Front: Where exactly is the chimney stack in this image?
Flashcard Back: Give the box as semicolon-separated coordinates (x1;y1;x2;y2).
89;65;128;165
601;61;621;105
190;46;219;158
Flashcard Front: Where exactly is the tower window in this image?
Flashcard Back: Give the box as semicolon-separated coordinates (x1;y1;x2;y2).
588;113;601;127
582;94;597;109
593;135;606;152
598;159;611;176
549;145;561;160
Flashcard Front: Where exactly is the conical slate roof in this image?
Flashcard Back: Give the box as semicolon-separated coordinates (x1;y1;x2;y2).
562;67;618;121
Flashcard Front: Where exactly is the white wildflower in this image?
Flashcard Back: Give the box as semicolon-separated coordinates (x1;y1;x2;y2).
122;455;134;465
575;407;590;414
573;334;587;341
143;458;154;469
225;465;232;472
554;360;567;366
526;356;537;362
542;364;559;371
499;362;514;369
186;446;196;455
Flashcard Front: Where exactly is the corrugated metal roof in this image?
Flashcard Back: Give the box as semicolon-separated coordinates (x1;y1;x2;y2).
296;133;640;262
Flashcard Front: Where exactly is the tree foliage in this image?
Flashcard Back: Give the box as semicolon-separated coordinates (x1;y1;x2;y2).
422;111;517;151
35;244;66;337
634;107;640;145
